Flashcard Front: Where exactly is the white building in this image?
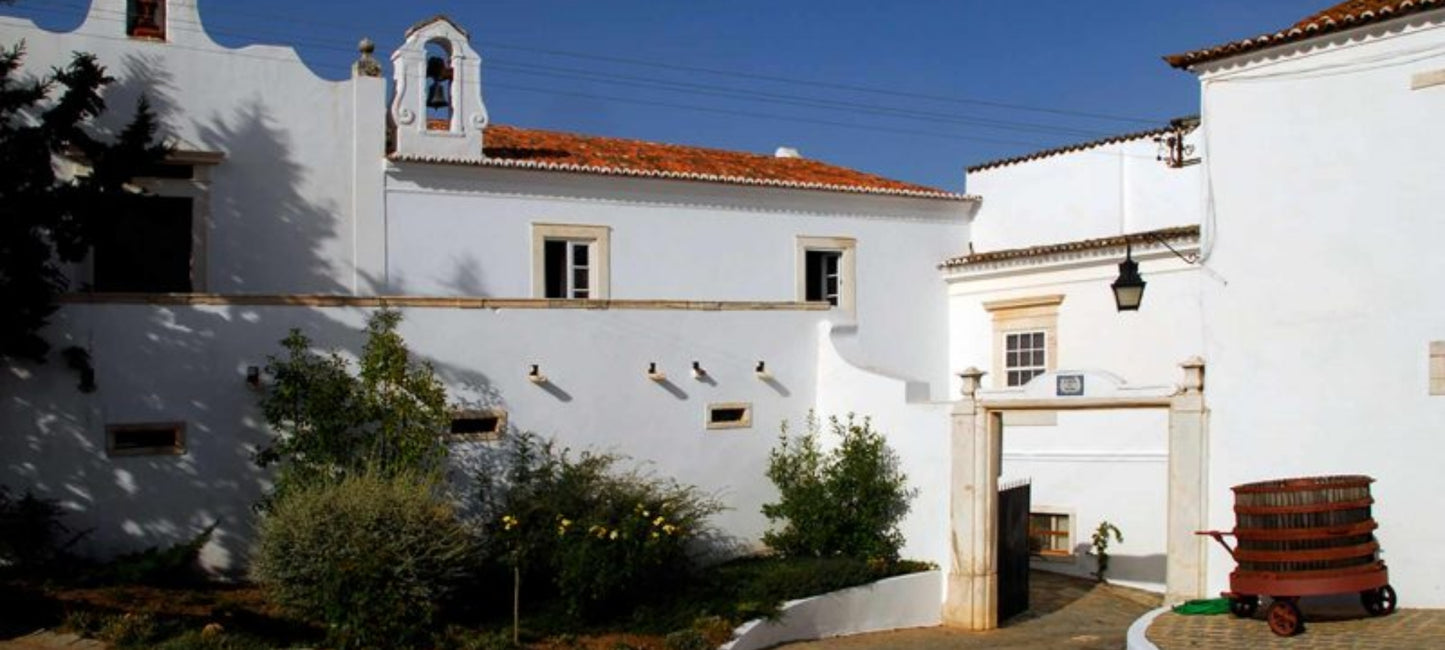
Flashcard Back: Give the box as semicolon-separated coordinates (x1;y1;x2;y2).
0;1;972;579
2;0;1443;631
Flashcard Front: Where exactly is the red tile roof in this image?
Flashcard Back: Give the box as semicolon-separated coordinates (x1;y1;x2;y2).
939;225;1200;270
1165;0;1445;69
389;125;972;201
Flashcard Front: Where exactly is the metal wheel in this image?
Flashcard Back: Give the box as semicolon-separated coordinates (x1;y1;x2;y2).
1229;595;1259;618
1267;599;1304;637
1362;585;1398;616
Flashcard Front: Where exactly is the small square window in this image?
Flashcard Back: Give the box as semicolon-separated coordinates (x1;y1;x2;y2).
106;422;185;457
1028;512;1071;557
1004;330;1047;387
706;402;752;430
446;409;507;442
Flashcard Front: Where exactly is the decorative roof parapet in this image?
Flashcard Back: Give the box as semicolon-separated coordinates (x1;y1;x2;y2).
939;225;1200;270
1164;0;1445;69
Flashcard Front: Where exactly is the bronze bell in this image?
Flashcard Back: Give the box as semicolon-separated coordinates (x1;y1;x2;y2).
425;56;452;110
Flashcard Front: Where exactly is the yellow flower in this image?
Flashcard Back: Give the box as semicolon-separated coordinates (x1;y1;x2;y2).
609;530;619;540
650;532;660;539
501;515;519;531
662;524;677;535
652;516;665;526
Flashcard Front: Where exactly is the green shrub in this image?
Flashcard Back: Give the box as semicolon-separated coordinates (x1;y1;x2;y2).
254;309;450;505
81;523;214;586
152;629;273;650
477;433;723;621
663;628;708;650
762;413;915;560
97;612;162;647
252;470;476;649
0;486;77;574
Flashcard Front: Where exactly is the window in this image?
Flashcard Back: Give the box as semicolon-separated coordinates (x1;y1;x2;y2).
1028;512;1071;557
106;422;185;457
1005;331;1047;387
126;0;166;40
984;295;1063;390
92;196;194;293
446;409;506;442
532;224;609;299
89;154;217;293
805;250;842;305
544;240;592;299
796;236;856;313
706;402;752;430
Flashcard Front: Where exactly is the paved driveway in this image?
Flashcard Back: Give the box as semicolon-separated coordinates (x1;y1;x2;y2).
774;571;1161;650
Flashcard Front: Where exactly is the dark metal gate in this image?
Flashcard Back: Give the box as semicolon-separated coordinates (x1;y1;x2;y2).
997;478;1031;624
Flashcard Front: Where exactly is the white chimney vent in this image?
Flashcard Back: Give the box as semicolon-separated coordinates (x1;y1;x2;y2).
774;146;802;159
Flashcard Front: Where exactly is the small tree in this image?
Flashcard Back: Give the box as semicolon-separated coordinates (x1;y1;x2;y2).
0;42;168;362
1090;521;1123;582
254;309;449;500
762;413;914;560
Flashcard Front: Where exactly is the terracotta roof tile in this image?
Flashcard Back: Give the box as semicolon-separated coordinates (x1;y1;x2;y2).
965;125;1178;174
939;225;1200;270
1165;0;1444;69
389;125;973;201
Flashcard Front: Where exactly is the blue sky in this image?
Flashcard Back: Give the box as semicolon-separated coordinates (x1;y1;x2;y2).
6;1;1331;191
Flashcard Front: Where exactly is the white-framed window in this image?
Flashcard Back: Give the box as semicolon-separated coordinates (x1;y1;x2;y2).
796;236;856;313
446;408;507;442
532;223;610;299
984;295;1063;390
1028;511;1072;557
1005;331;1047;387
106;421;186;457
706;402;752;430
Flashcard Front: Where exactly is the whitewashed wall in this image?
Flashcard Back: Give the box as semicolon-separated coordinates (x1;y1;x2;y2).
966;134;1201;252
0;0;367;294
1;303;833;569
1192;12;1445;607
384;166;969;392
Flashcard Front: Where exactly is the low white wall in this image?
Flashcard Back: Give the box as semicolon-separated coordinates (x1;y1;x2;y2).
722;570;943;650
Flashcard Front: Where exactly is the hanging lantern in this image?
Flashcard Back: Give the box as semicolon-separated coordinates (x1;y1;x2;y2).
1112;244;1146;311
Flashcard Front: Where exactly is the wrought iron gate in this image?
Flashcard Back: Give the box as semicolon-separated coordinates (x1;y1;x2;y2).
997;478;1031;624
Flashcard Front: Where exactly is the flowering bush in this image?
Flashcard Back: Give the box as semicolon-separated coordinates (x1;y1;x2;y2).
478;433;722;620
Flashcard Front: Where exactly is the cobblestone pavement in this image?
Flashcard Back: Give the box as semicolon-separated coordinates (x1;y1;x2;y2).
1148;599;1445;649
775;571;1161;650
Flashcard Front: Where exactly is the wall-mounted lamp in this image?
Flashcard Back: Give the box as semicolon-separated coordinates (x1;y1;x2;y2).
755;361;773;380
1111;245;1146;312
528;364;548;384
691;361;708;380
647;362;667;382
245;365;262;390
1111;233;1201;312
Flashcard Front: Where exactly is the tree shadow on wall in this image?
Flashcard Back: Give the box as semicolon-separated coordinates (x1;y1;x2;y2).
0;66;504;575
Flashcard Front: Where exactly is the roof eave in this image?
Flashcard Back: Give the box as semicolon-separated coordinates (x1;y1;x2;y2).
387;153;979;202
